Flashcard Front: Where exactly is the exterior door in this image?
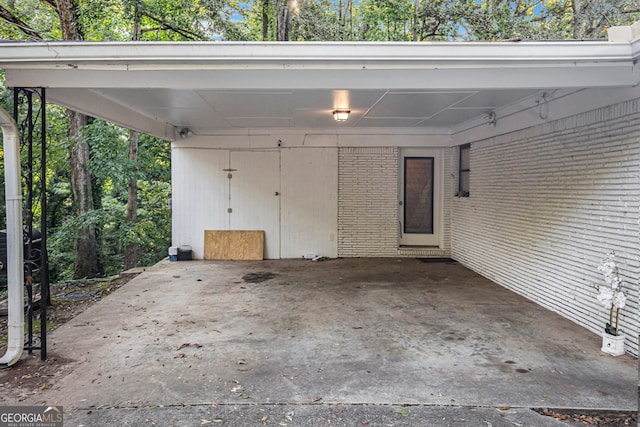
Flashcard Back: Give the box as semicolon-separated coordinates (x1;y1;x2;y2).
399;149;441;247
229;150;281;259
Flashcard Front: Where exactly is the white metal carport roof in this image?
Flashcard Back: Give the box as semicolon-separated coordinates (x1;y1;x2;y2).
0;22;638;142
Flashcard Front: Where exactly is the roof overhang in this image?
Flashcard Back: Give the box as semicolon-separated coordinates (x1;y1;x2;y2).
0;32;639;142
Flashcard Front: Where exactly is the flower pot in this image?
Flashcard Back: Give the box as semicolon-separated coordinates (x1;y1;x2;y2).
601;333;625;356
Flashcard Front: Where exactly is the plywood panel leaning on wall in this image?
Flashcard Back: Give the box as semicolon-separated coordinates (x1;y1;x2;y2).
204;230;265;260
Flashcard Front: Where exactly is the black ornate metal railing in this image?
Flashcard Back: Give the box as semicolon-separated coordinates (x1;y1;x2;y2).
9;87;49;360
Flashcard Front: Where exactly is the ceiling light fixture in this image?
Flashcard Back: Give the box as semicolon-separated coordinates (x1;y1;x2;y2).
332;109;350;122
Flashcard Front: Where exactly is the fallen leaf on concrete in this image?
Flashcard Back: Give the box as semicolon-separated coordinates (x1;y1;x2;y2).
361;421;369;425
499;407;510;411
237;359;247;365
194;343;203;348
261;415;268;424
396;408;409;416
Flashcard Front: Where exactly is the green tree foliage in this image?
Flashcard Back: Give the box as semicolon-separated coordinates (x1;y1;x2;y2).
358;0;413;40
293;0;344;40
47;120;171;278
0;0;180;281
0;0;58;40
239;0;640;41
120;0;247;40
79;0;130;40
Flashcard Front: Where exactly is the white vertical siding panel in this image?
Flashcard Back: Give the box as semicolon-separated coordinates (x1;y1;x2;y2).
452;98;640;356
230;151;281;259
171;148;229;259
280;148;338;258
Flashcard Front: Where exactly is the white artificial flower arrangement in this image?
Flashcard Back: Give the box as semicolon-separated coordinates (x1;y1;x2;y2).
595;251;627;336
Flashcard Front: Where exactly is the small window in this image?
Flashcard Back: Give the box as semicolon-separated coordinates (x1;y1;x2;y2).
458;144;470;197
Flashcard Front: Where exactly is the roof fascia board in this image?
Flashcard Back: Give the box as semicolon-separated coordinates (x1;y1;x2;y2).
631;38;640;61
0;41;635;68
6;64;637;91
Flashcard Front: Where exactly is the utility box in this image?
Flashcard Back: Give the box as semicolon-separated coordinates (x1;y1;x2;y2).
168;246;178;262
177;245;192;261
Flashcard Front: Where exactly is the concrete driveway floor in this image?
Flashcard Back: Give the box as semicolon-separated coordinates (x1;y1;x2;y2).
2;258;637;426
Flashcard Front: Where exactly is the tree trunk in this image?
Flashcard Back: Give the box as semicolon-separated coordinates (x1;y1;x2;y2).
572;0;583;39
68;111;100;278
124;130;139;270
276;0;293;41
413;0;419;41
348;0;353;40
133;5;142;41
262;0;270;41
55;0;101;278
56;0;83;40
124;3;142;271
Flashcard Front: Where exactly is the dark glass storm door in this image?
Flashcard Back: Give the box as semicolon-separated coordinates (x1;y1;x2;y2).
399;150;440;246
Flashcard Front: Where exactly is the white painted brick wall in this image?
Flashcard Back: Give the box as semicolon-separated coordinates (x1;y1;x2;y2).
452;98;640;356
338;147;454;257
338;147;399;257
442;148;453;253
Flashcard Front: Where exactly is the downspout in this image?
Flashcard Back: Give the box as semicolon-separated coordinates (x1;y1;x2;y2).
0;106;24;367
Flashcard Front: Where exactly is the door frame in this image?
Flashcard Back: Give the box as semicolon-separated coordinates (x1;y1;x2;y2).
229;149;281;259
398;148;443;247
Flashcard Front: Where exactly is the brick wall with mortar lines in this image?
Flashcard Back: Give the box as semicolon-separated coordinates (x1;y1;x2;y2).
338;147;399;257
442;148;453;253
338;147;454;258
452;98;640;356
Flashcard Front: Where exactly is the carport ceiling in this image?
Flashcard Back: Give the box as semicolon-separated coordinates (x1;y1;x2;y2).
78;87;542;131
1;40;638;139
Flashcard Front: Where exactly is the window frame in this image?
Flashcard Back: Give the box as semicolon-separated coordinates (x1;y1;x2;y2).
458;143;470;197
